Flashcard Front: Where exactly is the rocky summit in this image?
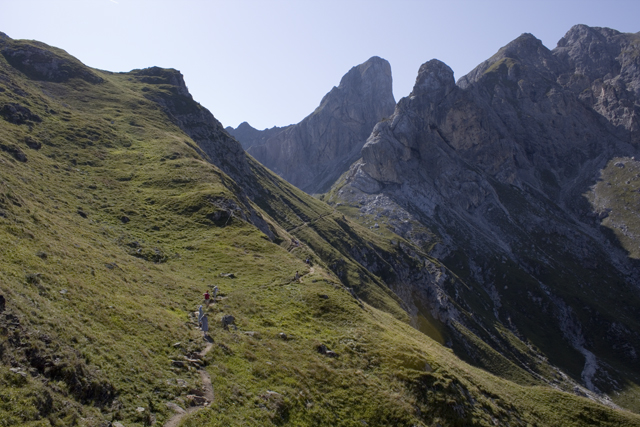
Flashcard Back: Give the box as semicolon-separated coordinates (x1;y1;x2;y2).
230;56;396;194
329;24;640;408
226;121;289;151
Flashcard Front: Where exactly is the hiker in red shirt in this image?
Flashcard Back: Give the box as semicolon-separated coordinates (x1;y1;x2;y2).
204;290;210;306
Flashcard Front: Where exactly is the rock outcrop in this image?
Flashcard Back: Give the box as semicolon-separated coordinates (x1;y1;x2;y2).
0;34;103;84
232;56;396;194
332;25;640;396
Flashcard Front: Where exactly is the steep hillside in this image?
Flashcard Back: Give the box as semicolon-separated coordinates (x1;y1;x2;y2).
2;31;640;427
230;56;396;194
328;25;640;412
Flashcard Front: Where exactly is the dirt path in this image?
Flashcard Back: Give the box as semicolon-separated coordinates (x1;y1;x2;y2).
285;212;332;250
163;332;215;426
163;407;199;427
199;342;214;401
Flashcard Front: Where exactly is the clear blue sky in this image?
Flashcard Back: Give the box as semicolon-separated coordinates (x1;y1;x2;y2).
2;0;639;130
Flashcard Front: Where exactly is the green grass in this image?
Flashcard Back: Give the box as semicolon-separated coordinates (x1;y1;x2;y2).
589;157;640;259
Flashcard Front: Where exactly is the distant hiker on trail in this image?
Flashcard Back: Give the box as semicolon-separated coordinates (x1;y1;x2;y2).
305;258;310;265
201;314;209;338
213;286;219;300
294;271;301;283
198;305;204;326
204;290;211;306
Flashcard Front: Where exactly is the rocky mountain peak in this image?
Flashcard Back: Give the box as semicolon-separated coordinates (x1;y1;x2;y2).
337;55;393;98
316;56;394;122
458;33;558;89
226;122;289;150
235;121;255;132
556;24;622;49
501;32;546;58
553;25;640;135
411;59;455;102
554;24;624;78
238;56;396;194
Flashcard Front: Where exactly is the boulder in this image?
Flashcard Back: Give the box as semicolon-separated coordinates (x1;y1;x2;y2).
24;136;41;150
0;103;42;125
166;401;186;414
0;142;27;162
221;314;235;329
186;394;209;406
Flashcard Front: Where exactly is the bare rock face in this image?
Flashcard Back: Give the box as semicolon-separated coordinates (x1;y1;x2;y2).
225;122;289;150
359;29;639;217
554;25;640;137
234;56;395;194
334;25;640;396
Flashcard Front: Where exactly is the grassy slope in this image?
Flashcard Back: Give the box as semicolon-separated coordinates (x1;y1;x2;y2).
0;38;639;426
247;158;410;321
250;162;554;390
590;157;640;259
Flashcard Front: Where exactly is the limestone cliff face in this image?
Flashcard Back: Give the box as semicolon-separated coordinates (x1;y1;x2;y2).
233;56;395;194
554;25;640;138
334;25;640;396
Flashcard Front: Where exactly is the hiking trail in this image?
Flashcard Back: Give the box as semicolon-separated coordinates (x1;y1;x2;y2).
285;212;332;251
163;320;215;427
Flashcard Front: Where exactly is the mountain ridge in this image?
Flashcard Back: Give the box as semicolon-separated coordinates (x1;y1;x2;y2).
225;121;289;150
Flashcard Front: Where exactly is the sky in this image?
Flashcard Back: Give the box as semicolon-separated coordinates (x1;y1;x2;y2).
1;0;639;130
